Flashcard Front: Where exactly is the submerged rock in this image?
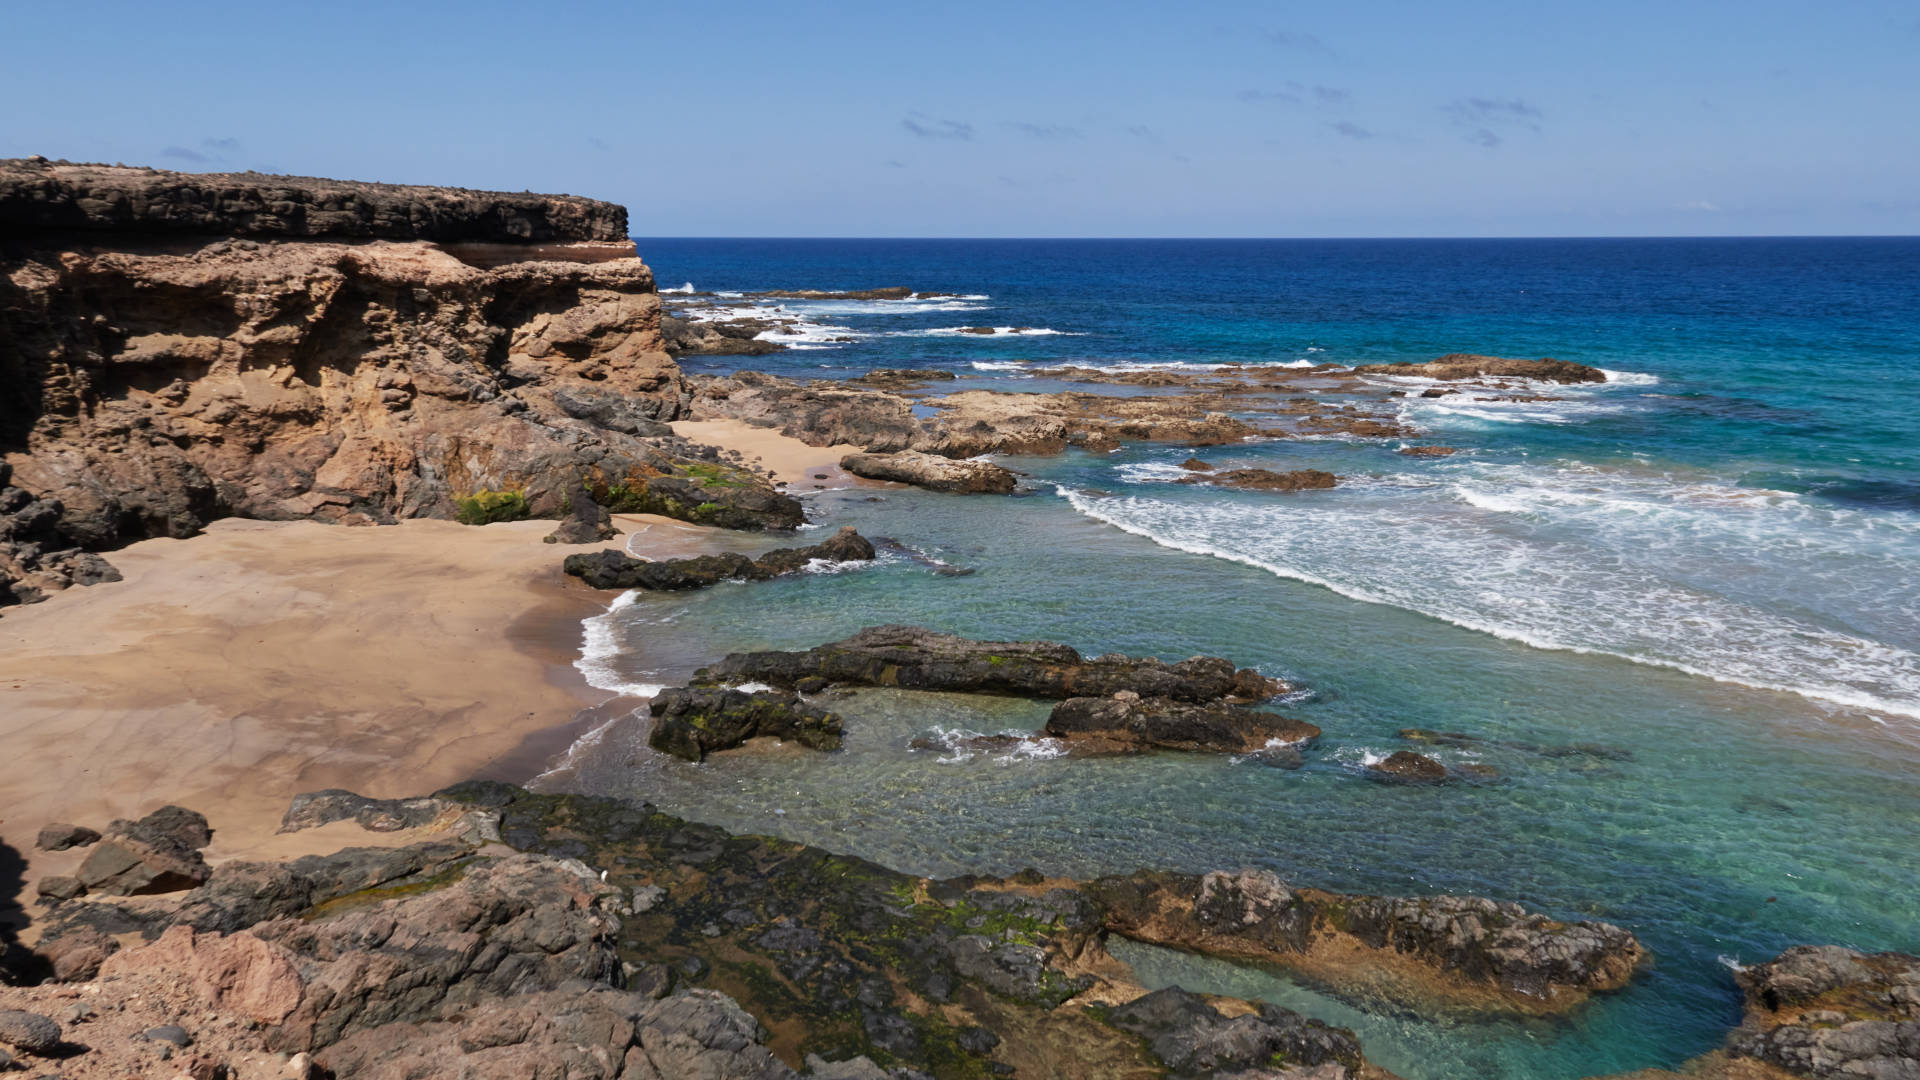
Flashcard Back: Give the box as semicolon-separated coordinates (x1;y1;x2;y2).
1367;750;1449;783
1398;445;1458;456
1045;690;1320;754
563;526;874;590
648;687;846;761
694;624;1289;703
1105;987;1369;1079
839;450;1018;494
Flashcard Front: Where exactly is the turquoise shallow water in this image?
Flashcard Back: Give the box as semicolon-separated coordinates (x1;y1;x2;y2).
550;239;1919;1079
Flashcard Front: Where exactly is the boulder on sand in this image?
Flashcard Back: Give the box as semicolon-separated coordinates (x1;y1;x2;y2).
72;805;213;897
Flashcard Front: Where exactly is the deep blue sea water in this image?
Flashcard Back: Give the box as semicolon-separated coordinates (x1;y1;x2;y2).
553;238;1920;1079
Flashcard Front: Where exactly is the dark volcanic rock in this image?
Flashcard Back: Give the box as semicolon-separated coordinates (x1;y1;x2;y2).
1176;467;1337;493
0;158;629;242
563;526;874;590
694;624;1289;703
1352;353;1607;384
0;471;121;609
319;986;806;1080
1728;946;1920;1079
1367;751;1449;783
659;313;789;357
278;790;457;833
839;450;1018;494
542;480;618;544
33;822;100;851
648;686;845;761
1178;457;1214;471
1090;868;1644;1013
845;369;959;389
1104;987;1368;1079
0;1009;61;1054
253;854;625;1053
72;805;213;897
1045;690;1321;754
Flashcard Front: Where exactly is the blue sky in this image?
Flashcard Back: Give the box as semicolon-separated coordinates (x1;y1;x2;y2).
5;1;1917;236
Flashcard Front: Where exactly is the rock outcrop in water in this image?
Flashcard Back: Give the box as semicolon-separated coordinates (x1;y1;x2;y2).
1045;691;1321;754
694;624;1290;703
1176;467;1339;493
839;450;1019;494
1351;353;1607;384
564;525;874;590
647;687;846;761
1726;947;1920;1079
1089;868;1646;1015
0;158;803;608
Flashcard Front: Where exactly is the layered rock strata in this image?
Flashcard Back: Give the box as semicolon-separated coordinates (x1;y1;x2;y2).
564;525;874;590
0;158;801;607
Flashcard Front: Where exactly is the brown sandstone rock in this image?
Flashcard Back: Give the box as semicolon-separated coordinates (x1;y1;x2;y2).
839;450;1019;494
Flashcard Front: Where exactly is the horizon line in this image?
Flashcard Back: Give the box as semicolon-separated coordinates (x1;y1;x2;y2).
629;233;1919;242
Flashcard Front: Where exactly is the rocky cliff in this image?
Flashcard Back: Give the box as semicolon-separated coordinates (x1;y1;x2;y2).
0;158;800;607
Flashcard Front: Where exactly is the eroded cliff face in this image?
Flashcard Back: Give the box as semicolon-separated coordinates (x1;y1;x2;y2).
0;158;797;606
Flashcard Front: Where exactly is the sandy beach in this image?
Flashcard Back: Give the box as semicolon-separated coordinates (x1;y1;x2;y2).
0;420;854;926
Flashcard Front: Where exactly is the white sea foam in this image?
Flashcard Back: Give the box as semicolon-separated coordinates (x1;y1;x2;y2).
915;726;1069;765
660;282;697;294
574;589;668;698
970;361;1030;372
1281;359;1318;368
895;326;1077;338
1113;462;1193;483
731;681;776;693
791;298;990;317
1599;368;1661;385
1056;467;1920;721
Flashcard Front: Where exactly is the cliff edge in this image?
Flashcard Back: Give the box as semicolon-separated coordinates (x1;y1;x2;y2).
0;159;798;608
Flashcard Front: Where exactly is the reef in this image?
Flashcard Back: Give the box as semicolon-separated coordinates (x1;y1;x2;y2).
694;624;1290;704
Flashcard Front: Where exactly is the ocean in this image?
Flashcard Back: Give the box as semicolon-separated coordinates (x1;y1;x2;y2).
554;237;1920;1079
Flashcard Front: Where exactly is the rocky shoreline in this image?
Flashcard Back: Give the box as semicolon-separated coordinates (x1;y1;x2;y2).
7;786;1907;1079
1;162;1911;1080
